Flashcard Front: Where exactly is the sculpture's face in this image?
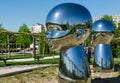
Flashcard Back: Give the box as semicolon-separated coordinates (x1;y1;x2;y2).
91;20;114;46
46;3;92;51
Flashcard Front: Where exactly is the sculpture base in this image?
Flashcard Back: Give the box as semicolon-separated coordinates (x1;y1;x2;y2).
58;71;91;83
92;66;114;73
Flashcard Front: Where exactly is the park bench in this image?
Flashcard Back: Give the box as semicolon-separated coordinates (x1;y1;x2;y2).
34;56;44;62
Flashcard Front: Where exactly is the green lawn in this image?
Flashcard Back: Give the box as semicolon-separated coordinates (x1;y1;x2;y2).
0;57;119;67
0;53;58;60
0;58;60;67
90;58;120;64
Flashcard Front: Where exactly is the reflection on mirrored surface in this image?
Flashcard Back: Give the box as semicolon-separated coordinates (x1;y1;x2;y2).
46;3;92;26
59;45;91;80
45;3;92;52
93;44;114;70
45;3;92;82
92;19;114;70
92;19;114;32
91;32;114;46
46;3;92;39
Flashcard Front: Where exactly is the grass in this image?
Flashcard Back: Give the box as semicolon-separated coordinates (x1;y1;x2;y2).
0;58;60;67
0;53;58;60
0;66;58;83
0;55;119;67
118;71;120;76
90;57;120;64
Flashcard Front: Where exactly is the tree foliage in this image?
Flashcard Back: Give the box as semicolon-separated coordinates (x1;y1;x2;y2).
117;22;120;29
16;24;32;48
101;15;113;22
39;31;50;54
0;24;7;47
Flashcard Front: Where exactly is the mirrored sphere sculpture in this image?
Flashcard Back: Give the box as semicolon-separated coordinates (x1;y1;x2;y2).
45;3;92;83
92;19;114;71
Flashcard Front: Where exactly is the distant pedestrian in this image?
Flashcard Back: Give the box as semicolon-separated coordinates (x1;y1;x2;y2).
86;47;92;63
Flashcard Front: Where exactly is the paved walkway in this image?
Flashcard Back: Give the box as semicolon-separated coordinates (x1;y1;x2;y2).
0;56;59;77
3;56;60;62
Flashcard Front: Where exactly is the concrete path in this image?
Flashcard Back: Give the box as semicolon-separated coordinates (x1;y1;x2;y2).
0;56;59;77
0;64;58;77
7;56;60;62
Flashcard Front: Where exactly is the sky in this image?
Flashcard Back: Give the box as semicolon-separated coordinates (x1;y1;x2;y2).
0;0;120;32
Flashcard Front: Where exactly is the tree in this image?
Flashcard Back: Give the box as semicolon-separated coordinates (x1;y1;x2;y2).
16;24;32;48
111;39;120;58
39;31;51;55
0;24;7;47
101;15;113;22
117;22;120;29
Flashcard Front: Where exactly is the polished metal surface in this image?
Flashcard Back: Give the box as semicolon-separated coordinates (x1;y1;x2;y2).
47;29;90;51
46;3;92;39
93;44;114;70
59;45;91;80
45;3;92;51
46;3;92;26
45;3;92;82
92;20;114;32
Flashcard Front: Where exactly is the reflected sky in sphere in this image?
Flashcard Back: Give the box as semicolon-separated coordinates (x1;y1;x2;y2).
46;3;92;25
92;20;114;32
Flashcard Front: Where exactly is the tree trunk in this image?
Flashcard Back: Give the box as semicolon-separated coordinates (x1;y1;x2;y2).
32;36;36;59
42;37;45;57
7;34;10;58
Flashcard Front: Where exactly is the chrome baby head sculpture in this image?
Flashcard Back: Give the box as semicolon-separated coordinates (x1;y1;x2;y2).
46;3;92;51
92;19;114;70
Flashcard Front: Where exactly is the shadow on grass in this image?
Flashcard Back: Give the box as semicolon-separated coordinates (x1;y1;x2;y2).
92;64;120;83
92;76;120;83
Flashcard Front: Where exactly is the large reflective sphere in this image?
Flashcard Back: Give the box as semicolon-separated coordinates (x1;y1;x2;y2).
59;45;91;80
92;19;114;32
46;3;92;39
93;44;114;70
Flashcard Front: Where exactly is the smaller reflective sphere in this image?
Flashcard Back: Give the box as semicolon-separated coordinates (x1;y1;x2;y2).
92;20;114;32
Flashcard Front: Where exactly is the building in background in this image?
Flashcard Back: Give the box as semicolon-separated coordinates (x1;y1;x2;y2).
29;23;46;51
29;23;46;33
